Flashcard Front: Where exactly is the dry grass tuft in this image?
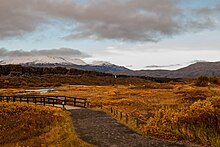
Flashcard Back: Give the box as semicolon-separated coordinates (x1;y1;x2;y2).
0;102;91;147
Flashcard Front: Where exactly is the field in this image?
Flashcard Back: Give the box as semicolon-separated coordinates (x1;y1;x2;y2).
0;77;220;146
0;102;91;147
52;81;219;146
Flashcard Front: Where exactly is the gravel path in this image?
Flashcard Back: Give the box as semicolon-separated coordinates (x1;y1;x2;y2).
70;109;192;147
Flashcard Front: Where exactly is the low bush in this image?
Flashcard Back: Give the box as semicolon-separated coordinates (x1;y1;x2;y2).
0;102;90;146
143;100;220;146
195;76;209;87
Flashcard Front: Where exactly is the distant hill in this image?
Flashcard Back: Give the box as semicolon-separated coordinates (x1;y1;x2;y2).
15;61;220;78
0;56;130;73
114;62;220;78
22;63;130;73
0;65;167;88
1;56;220;78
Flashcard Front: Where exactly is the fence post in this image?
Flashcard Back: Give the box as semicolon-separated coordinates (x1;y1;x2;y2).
62;100;65;108
64;96;67;105
74;98;76;106
87;102;90;108
43;97;46;106
126;113;128;124
120;112;123;120
13;96;15;102
84;99;87;108
111;107;113;113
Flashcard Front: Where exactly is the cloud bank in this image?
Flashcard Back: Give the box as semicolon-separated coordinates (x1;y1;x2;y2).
0;48;89;58
0;0;219;41
145;64;182;69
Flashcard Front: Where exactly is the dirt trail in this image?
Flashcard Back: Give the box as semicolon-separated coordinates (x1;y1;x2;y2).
69;109;192;147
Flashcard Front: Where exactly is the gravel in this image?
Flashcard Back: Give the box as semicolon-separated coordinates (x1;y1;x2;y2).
69;109;193;147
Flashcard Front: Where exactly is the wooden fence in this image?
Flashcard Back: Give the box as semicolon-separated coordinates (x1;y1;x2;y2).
87;102;148;128
0;95;87;108
109;107;148;128
0;95;146;127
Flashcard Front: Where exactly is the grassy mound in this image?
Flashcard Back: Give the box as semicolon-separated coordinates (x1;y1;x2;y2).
0;102;90;146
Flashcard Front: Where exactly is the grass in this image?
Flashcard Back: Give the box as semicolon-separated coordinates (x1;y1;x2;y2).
142;100;220;146
52;83;220;146
0;102;91;147
1;80;220;146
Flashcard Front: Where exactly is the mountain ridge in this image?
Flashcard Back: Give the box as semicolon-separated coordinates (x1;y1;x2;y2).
1;56;220;78
115;61;220;78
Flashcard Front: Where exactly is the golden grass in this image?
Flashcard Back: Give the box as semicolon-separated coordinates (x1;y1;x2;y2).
142;100;220;146
0;102;91;147
2;81;220;146
53;83;220;146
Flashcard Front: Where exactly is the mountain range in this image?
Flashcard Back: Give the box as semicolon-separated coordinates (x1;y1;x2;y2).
115;61;220;78
0;56;130;73
1;56;220;79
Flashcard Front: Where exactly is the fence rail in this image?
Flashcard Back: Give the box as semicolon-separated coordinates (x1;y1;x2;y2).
87;102;148;128
0;95;87;108
110;107;148;128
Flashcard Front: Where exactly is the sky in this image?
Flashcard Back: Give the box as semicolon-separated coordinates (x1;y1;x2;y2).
0;0;220;70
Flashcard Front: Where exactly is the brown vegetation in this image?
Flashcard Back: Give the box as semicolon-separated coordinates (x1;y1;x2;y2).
0;102;90;146
1;67;220;146
53;81;220;146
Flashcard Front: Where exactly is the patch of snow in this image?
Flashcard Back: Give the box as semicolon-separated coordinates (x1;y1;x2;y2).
0;56;87;65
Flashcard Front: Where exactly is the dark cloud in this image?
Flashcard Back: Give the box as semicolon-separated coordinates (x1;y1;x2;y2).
0;0;46;38
0;48;89;58
0;0;219;41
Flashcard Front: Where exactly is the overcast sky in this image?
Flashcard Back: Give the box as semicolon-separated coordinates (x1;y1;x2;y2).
0;0;220;70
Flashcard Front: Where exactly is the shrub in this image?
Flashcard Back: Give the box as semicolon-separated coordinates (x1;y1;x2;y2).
0;102;62;144
209;76;219;84
179;89;213;103
143;100;219;146
0;102;90;146
195;76;209;87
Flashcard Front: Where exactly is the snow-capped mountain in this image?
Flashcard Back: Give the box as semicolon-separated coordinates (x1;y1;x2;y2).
0;56;130;73
0;56;87;65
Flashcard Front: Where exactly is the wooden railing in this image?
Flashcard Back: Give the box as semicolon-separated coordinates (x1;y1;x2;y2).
0;95;87;108
109;107;147;128
87;102;147;128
